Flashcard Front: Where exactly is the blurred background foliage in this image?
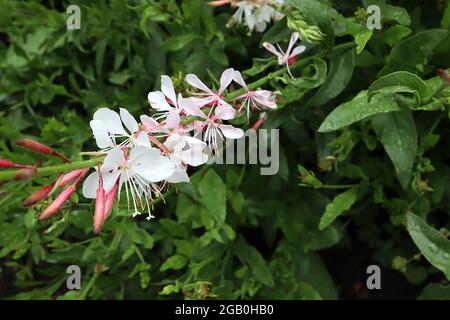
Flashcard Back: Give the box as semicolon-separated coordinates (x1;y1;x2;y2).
1;0;450;299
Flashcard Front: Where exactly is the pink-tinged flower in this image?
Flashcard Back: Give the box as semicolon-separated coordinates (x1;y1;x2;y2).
89;108;151;150
148;76;204;126
185;68;236;120
164;135;208;183
232;70;277;117
193;107;244;153
263;32;305;77
82;146;175;220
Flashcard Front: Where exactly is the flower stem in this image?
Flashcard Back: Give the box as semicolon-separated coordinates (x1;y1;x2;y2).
0;157;105;182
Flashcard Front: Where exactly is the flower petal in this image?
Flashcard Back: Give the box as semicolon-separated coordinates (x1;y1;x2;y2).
166;110;180;129
148;91;173;112
291;45;306;57
160;75;177;105
93;108;127;135
131;147;175;182
120;108;139;133
233;70;248;90
185;74;213;93
140;115;163;133
219;124;244;139
90;120;114;149
215;102;236;120
102;148;125;172
165;168;190;183
82;171;99;199
135;131;151;147
287;32;300;54
219;68;235;94
180;148;208;166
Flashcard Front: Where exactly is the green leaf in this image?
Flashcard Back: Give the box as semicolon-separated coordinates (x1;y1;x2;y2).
372;108;417;189
419;283;450;300
318;90;399;132
380;25;411;47
198;169;227;223
368;71;430;101
162;34;196;51
306;49;355;107
442;2;450;28
406;212;450;280
319;188;358;230
234;237;274;287
160;255;188;271
379;29;448;76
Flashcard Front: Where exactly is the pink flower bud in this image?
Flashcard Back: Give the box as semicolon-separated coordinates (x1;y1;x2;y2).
93;188;106;234
287;56;297;66
104;183;118;220
13;166;37;181
38;186;75;221
58;169;85;187
16;139;70;162
23;184;54;207
0;159;30;169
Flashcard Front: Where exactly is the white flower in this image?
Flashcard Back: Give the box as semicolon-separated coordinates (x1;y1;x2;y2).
185;68;236;120
147;75;204;125
263;32;306;77
164;135;208;183
228;0;285;32
82;146;175;220
90;108;150;150
232;70;277;117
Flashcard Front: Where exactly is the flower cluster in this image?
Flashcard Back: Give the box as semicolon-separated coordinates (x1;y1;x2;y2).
209;0;285;33
0;68;279;234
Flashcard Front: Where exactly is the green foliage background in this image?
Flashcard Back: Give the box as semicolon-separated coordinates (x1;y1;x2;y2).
1;0;450;299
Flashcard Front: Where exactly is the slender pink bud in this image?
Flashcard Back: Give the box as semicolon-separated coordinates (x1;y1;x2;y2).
38;169;88;221
93;167;105;234
0;159;31;169
13;165;37;181
16;139;70;162
104;183;118;220
287;56;297;65
207;0;231;6
23;184;54;207
38;186;75;221
251;112;267;130
58;169;85;187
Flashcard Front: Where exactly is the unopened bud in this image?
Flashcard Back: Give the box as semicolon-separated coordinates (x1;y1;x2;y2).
38;186;75;221
437;68;450;83
13;165;37;181
0;159;30;169
93;188;106;234
104;183;118;220
16;139;70;162
58;169;85;187
23;184;54;207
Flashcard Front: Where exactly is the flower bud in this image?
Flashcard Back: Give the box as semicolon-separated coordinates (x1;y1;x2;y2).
38;186;75;221
58;169;85;187
104;183;118;220
93;188;105;234
437;68;450;83
0;159;30;169
13;166;37;181
23;184;54;207
16;139;70;162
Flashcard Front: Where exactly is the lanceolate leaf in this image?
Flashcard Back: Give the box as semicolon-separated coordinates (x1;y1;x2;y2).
368;71;430;102
406;212;450;280
306;49;355;107
198;169;227;223
318;90;399;132
379;29;448;76
319;188;358;230
371;108;417;189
